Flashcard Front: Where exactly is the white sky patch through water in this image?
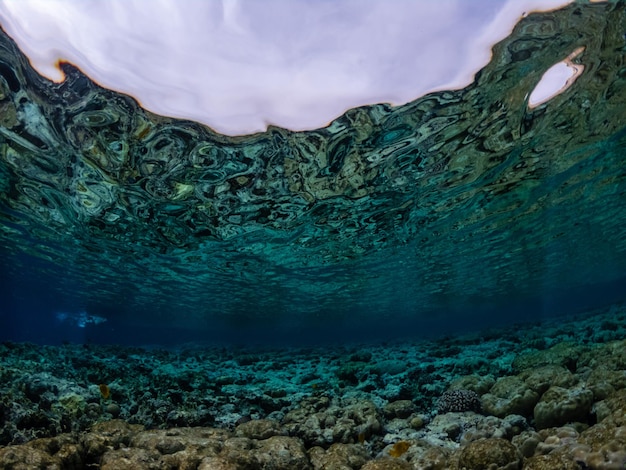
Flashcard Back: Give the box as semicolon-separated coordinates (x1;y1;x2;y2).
528;46;585;109
0;0;572;135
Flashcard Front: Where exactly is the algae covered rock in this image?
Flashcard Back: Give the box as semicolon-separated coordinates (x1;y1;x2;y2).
234;418;285;440
283;398;382;447
336;361;371;385
0;435;82;469
575;422;626;469
584;365;626;401
458;437;521;470
55;393;88;420
361;457;412;470
254;435;312;470
391;439;451;470
533;385;594;429
592;388;626;424
383;400;416;419
481;376;539;418
449;375;496;395
519;365;577;395
197;456;239;470
459;415;528;445
512;342;586;373
308;443;370;470
374;359;406;377
333;400;382;443
220;437;257;468
533;426;580;456
579;339;626;371
523;453;582;470
427;413;471;441
81;419;145;463
99;447;162;470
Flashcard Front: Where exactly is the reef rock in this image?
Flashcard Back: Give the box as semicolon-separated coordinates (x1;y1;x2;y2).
533;385;594;429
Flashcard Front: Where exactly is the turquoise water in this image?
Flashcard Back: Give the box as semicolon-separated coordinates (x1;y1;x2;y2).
1;2;625;345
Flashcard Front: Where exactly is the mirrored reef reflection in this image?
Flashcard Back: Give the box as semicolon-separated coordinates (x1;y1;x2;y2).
0;2;625;337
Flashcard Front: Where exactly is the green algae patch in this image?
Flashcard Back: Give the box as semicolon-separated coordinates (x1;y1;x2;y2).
55;394;87;418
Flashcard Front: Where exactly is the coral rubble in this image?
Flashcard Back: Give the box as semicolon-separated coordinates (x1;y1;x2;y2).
1;303;626;468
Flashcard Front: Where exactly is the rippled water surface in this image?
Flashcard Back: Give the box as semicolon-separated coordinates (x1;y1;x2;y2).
1;2;625;343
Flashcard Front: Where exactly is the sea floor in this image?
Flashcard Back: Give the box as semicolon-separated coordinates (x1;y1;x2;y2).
1;303;626;469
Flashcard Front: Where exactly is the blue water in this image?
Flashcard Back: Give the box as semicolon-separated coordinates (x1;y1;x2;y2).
1;2;626;347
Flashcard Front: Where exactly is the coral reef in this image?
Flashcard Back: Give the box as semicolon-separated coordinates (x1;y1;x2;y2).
1;303;626;467
436;389;482;414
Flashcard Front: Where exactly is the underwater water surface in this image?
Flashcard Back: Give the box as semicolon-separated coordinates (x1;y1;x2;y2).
1;2;626;346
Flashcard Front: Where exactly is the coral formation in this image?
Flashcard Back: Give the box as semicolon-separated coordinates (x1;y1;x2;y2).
533;385;594;429
0;304;625;467
482;376;540;418
437;389;482;414
458;438;521;470
0;1;625;468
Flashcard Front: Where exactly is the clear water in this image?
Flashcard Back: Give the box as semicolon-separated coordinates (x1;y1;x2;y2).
1;2;625;346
